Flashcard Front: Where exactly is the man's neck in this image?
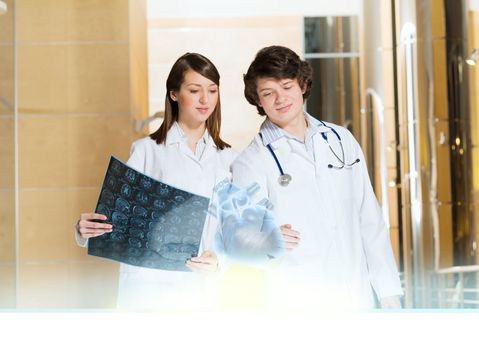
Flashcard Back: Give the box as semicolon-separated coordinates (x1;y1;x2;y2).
275;114;307;141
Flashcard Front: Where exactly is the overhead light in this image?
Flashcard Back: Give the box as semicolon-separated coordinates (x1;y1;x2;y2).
466;48;478;66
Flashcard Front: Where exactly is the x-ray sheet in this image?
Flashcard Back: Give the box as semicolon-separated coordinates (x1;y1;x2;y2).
88;156;210;272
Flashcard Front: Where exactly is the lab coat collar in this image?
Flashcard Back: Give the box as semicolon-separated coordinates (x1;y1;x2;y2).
305;112;332;134
259;118;284;146
165;121;212;147
165;122;217;165
261;130;314;166
259;112;332;147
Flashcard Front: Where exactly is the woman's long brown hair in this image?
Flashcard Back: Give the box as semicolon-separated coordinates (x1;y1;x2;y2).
150;53;230;149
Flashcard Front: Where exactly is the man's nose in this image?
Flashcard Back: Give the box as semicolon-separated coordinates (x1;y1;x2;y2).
275;91;286;104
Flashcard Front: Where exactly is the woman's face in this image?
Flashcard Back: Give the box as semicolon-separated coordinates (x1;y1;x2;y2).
170;69;219;126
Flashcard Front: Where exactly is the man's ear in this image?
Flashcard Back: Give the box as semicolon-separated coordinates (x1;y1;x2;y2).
301;83;307;94
170;90;178;101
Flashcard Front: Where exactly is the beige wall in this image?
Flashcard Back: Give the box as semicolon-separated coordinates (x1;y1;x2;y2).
14;0;147;308
147;16;303;150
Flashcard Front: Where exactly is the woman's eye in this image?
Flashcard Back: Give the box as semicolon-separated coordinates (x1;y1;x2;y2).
284;85;292;89
209;89;218;94
262;92;271;97
189;90;199;93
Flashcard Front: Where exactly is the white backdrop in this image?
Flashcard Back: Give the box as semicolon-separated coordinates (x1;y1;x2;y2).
147;0;361;18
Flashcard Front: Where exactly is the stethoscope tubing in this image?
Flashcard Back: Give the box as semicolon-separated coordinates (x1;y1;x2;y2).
261;120;360;186
266;143;286;177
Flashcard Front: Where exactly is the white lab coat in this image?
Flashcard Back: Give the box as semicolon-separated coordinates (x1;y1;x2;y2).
231;120;403;310
78;125;237;310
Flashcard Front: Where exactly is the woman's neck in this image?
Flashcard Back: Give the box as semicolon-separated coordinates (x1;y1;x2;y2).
177;119;206;152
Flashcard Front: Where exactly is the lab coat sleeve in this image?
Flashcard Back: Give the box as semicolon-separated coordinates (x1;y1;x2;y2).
225;144;278;267
230;144;269;204
126;138;148;172
352;135;403;299
75;225;88;247
226;147;240;166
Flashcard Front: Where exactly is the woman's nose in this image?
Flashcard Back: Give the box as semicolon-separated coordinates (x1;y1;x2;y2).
199;91;208;104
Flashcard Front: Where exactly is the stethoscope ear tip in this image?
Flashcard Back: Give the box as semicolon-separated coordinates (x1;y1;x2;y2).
327;164;333;169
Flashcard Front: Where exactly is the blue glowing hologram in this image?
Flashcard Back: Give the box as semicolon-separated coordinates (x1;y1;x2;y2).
212;179;284;265
88;156;210;272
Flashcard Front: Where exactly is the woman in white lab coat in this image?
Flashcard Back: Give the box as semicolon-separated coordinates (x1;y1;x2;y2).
232;45;403;310
76;53;237;310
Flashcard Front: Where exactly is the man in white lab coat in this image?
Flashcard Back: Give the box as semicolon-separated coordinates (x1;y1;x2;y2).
231;45;403;310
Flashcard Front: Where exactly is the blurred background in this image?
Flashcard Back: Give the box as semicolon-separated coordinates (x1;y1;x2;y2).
0;0;478;309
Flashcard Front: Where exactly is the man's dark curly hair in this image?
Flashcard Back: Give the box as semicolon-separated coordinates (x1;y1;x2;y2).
243;46;313;116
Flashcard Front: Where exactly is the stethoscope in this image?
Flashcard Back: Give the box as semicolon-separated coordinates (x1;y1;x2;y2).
262;121;360;187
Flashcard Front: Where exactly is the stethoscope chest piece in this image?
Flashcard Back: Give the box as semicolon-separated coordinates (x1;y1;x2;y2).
278;173;292;187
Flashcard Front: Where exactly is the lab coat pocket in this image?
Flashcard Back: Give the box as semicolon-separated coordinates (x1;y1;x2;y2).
326;166;355;200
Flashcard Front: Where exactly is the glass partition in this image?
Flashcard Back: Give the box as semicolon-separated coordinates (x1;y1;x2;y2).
304;16;360;133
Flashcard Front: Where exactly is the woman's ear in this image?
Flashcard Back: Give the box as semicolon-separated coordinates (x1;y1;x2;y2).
170;90;178;101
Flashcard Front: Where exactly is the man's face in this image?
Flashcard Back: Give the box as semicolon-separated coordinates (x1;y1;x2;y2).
256;77;305;128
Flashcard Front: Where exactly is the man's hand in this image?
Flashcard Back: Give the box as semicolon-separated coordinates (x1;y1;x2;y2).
280;224;300;251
